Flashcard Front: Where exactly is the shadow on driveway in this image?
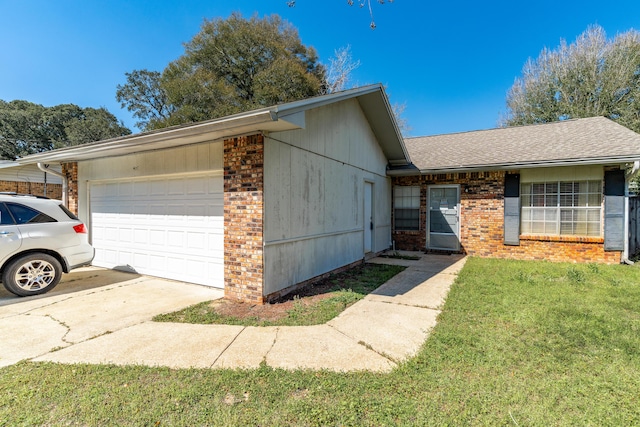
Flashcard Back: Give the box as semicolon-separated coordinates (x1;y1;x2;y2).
0;267;141;307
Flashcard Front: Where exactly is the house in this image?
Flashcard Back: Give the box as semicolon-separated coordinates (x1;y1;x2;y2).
390;116;640;264
0;161;63;199
18;85;409;304
17;84;640;304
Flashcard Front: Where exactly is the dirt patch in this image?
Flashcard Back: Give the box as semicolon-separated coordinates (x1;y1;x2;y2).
209;278;340;322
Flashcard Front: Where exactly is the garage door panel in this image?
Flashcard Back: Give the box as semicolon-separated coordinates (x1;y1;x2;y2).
133;181;148;196
90;173;224;288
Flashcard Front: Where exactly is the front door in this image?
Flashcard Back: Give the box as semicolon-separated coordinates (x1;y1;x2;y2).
428;185;460;251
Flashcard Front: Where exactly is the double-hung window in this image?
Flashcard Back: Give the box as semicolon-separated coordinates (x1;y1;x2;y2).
521;180;602;236
394;186;420;231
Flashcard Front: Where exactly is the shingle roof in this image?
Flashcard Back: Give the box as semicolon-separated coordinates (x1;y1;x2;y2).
402;117;640;173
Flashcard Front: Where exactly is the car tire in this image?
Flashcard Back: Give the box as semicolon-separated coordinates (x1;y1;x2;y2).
2;253;62;297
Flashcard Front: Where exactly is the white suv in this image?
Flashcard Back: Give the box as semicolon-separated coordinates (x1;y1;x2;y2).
0;193;94;297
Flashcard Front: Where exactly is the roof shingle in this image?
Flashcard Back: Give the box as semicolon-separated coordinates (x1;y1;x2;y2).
403;117;640;172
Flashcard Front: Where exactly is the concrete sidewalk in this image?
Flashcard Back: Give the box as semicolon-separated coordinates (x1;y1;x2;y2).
1;253;466;372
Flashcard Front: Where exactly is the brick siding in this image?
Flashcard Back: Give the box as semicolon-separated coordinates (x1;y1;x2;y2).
392;171;622;264
223;134;266;303
0;180;62;199
62;163;79;215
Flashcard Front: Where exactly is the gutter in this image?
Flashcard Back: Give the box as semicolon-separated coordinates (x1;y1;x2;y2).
623;160;640;264
388;156;640;176
37;163;67;206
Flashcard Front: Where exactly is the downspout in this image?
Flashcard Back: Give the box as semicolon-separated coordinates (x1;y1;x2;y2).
37;163;67;206
623;160;640;264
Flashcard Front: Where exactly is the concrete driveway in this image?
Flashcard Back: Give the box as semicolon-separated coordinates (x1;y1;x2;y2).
0;267;223;368
0;253;466;372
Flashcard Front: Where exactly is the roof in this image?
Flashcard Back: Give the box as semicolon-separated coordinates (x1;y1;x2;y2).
398;117;640;174
18;84;409;166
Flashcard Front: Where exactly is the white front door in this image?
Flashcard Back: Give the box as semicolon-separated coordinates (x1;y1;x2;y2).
364;181;373;253
89;173;224;287
428;185;460;251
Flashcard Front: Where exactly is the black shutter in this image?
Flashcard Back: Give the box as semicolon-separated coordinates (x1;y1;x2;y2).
504;173;520;246
604;169;626;251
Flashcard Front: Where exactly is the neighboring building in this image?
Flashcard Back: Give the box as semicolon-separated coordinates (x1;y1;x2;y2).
17;85;640;304
391;117;640;264
0;161;63;199
19;85;409;303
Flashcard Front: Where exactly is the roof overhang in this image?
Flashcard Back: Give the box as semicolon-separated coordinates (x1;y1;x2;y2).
388;156;640;176
17;84;410;167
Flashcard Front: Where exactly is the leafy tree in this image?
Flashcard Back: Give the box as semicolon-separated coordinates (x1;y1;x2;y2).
117;13;325;131
503;25;640;133
63;107;132;147
0;100;130;160
116;70;175;130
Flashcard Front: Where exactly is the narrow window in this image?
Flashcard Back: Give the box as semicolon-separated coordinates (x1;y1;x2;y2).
394;186;420;231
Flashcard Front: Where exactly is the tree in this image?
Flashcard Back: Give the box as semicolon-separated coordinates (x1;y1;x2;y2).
117;13;325;131
116;70;174;130
323;45;361;94
63;107;132;147
286;0;394;29
503;25;640;133
0;100;130;160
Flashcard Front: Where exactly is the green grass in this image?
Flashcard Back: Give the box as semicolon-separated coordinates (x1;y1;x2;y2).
2;257;640;425
153;263;406;326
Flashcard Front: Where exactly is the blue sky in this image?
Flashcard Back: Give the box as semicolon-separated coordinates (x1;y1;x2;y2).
1;1;639;137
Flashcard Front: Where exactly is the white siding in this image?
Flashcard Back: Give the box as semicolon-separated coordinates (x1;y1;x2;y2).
0;164;62;184
263;99;392;295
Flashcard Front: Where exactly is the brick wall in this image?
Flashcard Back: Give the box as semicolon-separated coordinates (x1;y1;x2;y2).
392;171;622;264
62;162;79;215
223;134;265;303
0;180;62;199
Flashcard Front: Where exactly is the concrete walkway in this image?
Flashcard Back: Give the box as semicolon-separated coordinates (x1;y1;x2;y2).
0;253;466;372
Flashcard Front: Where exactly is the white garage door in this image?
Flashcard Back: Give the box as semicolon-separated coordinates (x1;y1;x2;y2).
89;173;224;287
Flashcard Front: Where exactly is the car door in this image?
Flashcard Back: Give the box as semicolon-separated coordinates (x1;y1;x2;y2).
0;202;22;263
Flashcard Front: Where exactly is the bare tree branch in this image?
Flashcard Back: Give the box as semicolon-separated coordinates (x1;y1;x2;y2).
287;0;394;29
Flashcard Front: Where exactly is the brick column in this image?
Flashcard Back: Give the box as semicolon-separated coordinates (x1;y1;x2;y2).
223;134;265;303
62;162;79;215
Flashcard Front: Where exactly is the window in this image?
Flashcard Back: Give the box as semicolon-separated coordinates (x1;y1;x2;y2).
6;203;56;224
0;203;13;225
394;186;420;231
58;204;79;220
521;180;602;236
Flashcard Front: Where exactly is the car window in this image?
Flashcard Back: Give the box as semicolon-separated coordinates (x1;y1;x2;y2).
0;203;14;225
58;204;79;220
6;203;56;224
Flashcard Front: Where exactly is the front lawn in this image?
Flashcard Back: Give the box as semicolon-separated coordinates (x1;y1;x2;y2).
1;257;640;425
